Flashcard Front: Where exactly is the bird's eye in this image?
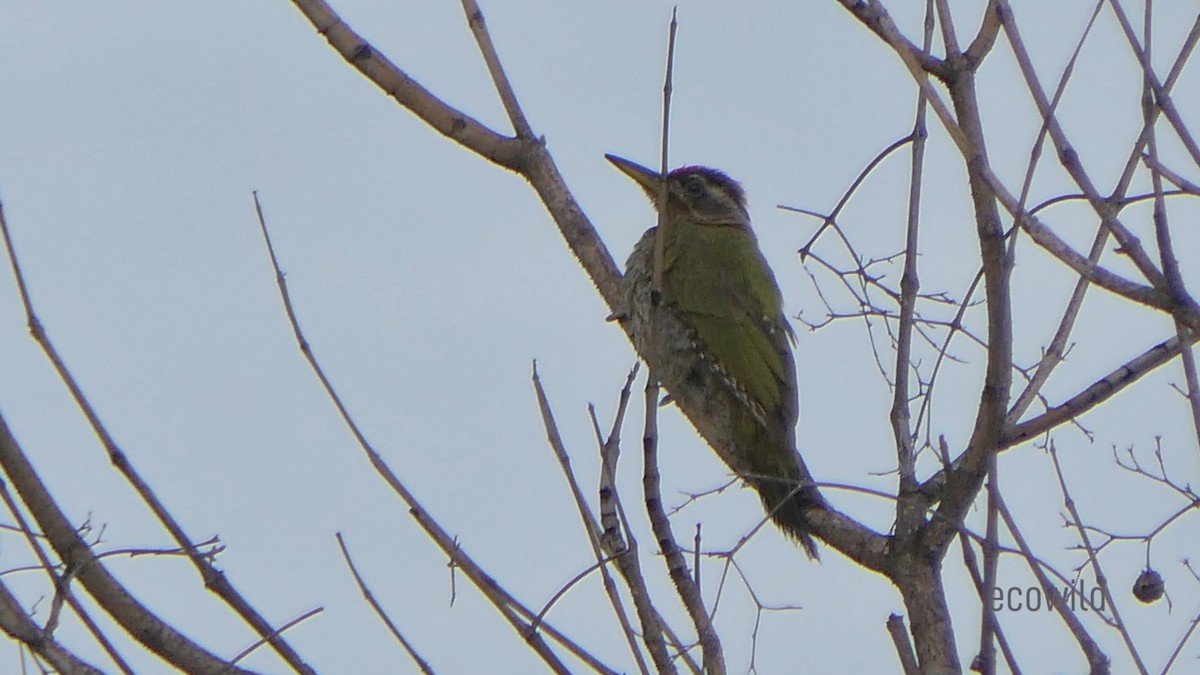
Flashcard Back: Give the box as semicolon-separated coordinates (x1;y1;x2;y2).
682;176;706;197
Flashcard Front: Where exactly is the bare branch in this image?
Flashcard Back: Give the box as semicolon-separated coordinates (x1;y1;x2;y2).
997;0;1168;291
641;381;724;675
287;0;626;314
893;0;934;514
1006;336;1194;446
999;0;1104;426
0;468;133;673
0;574;104;674
925;25;1014;556
964;0;1002;63
832;1;949;77
933;0;960;57
0;196;293;674
290;0;525;168
886;614;920;675
0;414;255;674
1142;54;1200;452
253;193;615;675
459;0;533;139
1106;0;1200;170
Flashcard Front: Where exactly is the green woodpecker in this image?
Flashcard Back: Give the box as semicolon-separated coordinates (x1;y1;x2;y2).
607;154;820;559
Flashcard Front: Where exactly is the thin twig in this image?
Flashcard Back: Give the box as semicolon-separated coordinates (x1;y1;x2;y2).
1047;441;1145;673
335;533;434;674
227;607;324;668
534;364;657;675
651;8;679;299
995;495;1109;672
0;568;104;674
789;133;916;258
0;479;130;673
955;528;1020;674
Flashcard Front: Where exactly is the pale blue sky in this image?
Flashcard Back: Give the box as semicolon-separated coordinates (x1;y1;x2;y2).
1;2;1198;672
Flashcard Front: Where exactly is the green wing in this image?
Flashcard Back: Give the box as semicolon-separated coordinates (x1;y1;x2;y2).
664;223;795;418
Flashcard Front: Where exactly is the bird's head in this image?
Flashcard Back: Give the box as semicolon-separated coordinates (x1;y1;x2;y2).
606;154;749;228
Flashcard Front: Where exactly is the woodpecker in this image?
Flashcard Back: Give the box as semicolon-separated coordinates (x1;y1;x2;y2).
607;154;819;558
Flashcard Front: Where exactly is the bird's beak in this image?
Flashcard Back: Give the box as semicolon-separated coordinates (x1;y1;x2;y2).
605;154;663;198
